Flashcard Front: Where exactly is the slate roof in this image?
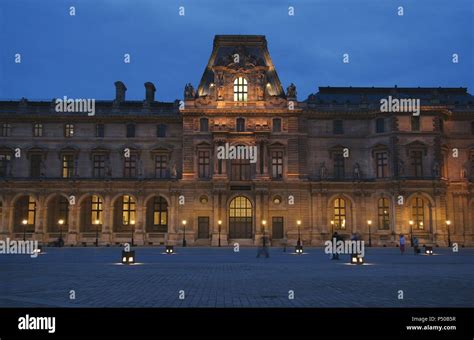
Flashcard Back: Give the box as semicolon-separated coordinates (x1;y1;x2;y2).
196;35;285;97
306;86;474;106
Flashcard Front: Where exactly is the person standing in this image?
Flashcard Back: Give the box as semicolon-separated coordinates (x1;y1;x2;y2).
399;234;406;255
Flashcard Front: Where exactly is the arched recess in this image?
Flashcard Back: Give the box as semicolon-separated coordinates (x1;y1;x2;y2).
228;196;253;239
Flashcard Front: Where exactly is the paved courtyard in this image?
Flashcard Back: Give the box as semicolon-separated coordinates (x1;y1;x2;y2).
0;246;473;307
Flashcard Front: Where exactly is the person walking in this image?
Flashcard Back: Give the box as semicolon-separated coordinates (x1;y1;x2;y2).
413;236;419;255
332;232;340;260
257;234;270;258
399;234;406;255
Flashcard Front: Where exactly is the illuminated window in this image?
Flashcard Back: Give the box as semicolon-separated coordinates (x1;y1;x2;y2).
62;155;74;178
378;198;390;230
229;196;253;238
411;197;425;229
27;196;36;225
152;196;168;232
333;198;346;229
122;195;136;226
234;77;248;102
64;124;74;137
91;195;103;225
271;151;283;179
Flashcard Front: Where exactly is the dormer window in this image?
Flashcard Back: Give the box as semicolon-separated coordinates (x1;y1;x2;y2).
234;77;248;102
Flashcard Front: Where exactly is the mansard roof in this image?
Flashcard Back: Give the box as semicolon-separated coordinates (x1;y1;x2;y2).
196;35;285;98
306;86;474;107
0;99;180;117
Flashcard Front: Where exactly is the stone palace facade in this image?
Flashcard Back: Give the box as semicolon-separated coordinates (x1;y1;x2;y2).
0;35;473;247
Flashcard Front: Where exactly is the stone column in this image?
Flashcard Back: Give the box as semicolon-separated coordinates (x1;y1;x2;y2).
101;195;113;245
134;197;145;245
34;195;45;242
0;196;13;237
67;203;79;245
211;192;220;246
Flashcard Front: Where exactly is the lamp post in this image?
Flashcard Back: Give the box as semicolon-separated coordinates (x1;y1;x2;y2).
367;220;372;247
409;220;414;247
218;220;222;247
182;220;187;247
94;219;100;247
58;219;64;247
130;220;135;247
22;219;28;241
297;220;301;247
330;220;334;237
446;220;451;247
261;220;267;247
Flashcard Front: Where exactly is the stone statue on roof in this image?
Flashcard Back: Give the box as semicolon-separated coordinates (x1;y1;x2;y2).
286;83;297;99
184;83;195;100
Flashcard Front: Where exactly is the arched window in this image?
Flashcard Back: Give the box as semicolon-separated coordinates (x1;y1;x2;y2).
147;196;168;232
91;195;103;225
229;196;252;238
122;195;136;225
378;198;390;230
234;77;248;102
48;195;69;232
333;198;346;229
14;195;36;232
411;197;425;229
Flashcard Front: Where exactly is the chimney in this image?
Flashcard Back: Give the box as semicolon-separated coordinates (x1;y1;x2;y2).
114;81;127;103
144;82;156;102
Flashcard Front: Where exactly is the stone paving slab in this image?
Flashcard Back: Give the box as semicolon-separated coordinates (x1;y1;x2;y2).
0;247;472;307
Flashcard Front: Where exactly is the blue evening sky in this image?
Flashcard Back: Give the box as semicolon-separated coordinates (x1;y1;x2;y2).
0;0;472;102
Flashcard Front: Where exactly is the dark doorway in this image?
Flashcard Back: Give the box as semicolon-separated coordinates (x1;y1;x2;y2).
198;216;210;239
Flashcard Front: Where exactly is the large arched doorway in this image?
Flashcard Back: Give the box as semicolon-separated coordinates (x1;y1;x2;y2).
79;195;103;232
229;196;253;238
47;195;69;232
14;195;36;233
